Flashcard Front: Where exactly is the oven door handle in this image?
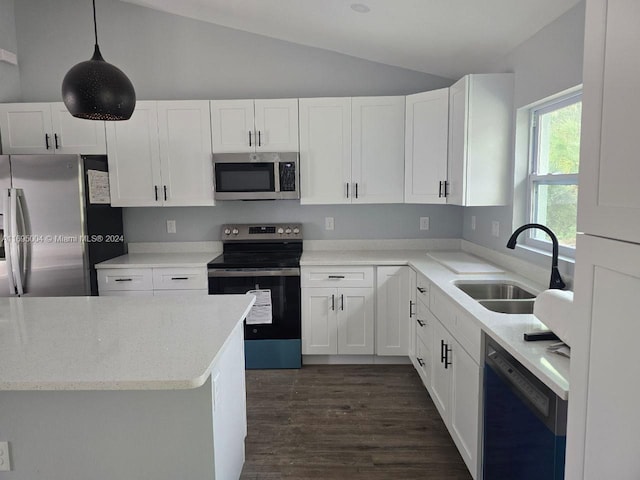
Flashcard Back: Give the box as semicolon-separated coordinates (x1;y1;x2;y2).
208;268;300;277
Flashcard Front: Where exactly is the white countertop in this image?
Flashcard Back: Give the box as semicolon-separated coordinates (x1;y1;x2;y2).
0;295;255;391
95;252;218;269
301;250;570;399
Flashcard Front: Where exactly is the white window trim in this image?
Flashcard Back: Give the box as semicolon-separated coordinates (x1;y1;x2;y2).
523;91;582;258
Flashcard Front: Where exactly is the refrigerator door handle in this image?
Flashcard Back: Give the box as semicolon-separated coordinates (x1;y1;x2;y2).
10;189;24;295
3;189;17;295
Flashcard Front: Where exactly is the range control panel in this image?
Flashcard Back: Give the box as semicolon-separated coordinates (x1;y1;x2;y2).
221;223;302;240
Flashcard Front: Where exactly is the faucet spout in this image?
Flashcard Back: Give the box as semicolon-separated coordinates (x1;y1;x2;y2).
506;223;566;290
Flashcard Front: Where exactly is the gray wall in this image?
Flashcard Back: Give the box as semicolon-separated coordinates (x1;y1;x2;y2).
462;2;585;277
0;0;21;101
124;203;464;242
12;0;460;243
13;0;451;102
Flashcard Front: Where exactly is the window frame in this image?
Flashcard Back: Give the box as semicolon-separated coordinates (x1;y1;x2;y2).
525;91;582;257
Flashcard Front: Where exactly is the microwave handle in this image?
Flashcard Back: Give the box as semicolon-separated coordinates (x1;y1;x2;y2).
274;162;280;193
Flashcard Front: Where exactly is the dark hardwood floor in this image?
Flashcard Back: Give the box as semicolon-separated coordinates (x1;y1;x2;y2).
240;364;472;480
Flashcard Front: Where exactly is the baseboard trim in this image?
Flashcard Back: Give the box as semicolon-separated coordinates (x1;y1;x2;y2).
302;355;411;365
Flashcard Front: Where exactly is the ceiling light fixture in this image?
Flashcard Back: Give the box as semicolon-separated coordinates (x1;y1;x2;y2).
61;0;136;121
350;3;371;14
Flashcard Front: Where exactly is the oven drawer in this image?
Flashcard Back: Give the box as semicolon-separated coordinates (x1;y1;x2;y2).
152;267;207;290
98;268;153;292
301;266;374;288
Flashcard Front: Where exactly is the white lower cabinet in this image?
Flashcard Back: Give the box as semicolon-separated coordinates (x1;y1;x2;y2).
301;266;375;355
376;266;411;355
97;267;208;296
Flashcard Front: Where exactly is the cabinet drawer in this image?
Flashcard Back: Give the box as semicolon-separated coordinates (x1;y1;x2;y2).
98;268;153;292
416;274;430;307
429;287;455;331
415;335;432;387
301;266;374;288
152;267;207;290
416;301;435;348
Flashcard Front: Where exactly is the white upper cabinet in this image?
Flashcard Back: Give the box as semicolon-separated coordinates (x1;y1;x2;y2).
404;89;449;204
351;96;405;204
299;96;404;205
210;99;298;153
577;0;640;244
106;100;214;207
446;74;514;206
0;102;106;155
299;97;352;204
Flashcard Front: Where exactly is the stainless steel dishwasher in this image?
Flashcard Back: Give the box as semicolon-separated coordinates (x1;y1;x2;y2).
483;335;567;479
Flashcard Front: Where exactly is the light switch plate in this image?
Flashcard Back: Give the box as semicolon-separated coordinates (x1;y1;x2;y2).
420;217;430;231
325;217;334;231
166;220;176;234
491;221;500;237
471;216;476;231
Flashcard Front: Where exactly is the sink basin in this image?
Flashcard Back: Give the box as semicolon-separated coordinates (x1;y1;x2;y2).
456;282;535;300
479;300;535;314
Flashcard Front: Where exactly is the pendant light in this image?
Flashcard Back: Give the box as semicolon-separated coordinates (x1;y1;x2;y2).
61;0;136;121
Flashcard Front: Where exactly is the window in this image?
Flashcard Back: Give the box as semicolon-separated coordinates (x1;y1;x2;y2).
527;92;582;254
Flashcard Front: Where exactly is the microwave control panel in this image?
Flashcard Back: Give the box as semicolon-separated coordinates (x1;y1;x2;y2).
279;162;297;192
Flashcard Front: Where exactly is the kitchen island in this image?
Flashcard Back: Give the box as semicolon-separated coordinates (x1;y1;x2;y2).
0;294;255;480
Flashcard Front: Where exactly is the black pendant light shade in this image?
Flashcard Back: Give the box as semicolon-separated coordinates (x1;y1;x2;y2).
61;1;135;121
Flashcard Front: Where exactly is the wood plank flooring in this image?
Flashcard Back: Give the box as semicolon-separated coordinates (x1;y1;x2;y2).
240;364;472;480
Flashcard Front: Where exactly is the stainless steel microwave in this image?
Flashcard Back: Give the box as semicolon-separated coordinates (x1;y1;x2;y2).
213;152;299;200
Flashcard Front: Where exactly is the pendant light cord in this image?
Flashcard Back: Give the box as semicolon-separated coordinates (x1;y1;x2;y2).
92;0;98;45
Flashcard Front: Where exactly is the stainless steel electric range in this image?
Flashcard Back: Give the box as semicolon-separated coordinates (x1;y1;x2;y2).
207;224;302;369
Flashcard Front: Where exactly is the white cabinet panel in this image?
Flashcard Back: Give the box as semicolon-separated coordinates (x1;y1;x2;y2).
151;267;207;290
210;100;254;153
352;96;405;204
299;97;352;204
447;74;513;206
337;288;375;355
404;89;449;204
157;101;214;206
577;0;640;244
376;266;410;356
97;268;154;292
254;99;299;152
0;103;106;155
431;319;452;419
302;287;337;355
301;266;374;288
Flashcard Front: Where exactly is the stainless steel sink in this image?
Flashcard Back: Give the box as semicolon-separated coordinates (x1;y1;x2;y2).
456;282;535;300
479;300;535;314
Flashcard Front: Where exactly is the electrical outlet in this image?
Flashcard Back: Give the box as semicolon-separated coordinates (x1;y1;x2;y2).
325;217;334;231
166;220;176;234
419;217;430;231
491;221;500;237
471;215;476;231
0;441;11;471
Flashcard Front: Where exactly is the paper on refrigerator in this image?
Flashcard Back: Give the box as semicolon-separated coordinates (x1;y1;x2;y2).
245;289;273;324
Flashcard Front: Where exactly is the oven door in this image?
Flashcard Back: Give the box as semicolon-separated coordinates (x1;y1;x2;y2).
214;162;276;200
208;268;301;340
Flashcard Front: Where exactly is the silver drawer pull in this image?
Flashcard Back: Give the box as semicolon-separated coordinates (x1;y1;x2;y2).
114;278;133;282
171;277;189;280
328;275;345;279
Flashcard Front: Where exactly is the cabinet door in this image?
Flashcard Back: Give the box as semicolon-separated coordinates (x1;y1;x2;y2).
298;97;352;204
210;100;254;153
351;96;405;204
376;266;410;356
567;234;640;480
106;101;162;206
404;89;449;204
254;99;299;152
337;287;374;355
50;103;106;154
431;319;452;421
157;101;214;206
302;288;338;355
0;103;53;154
450;339;480;477
408;269;417;361
577;0;640;244
447;78;467;206
415;336;432;389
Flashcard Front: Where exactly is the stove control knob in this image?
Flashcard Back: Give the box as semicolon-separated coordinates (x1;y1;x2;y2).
277;227;284;234
224;228;231;235
232;228;239;235
285;227;292;234
293;227;300;235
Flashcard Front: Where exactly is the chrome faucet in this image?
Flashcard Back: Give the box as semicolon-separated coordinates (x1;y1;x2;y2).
506;223;566;290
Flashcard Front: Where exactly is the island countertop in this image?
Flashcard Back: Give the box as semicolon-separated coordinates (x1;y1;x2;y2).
0;295;255;391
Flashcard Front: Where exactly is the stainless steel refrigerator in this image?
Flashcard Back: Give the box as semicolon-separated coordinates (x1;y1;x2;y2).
0;154;125;296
